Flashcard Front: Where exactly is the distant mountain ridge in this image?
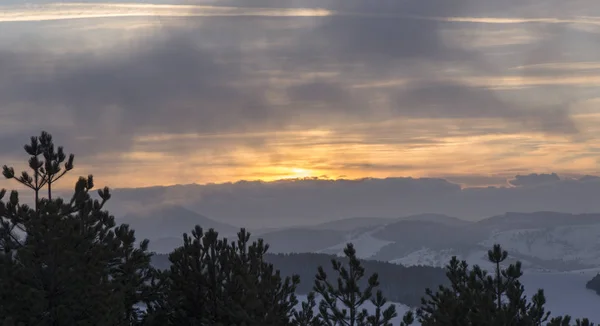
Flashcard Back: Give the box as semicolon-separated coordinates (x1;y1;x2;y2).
104;174;600;229
257;212;600;272
309;217;397;231
116;205;600;271
477;211;600;230
118;204;238;253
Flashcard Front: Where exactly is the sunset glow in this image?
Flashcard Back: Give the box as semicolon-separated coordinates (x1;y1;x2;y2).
1;1;600;190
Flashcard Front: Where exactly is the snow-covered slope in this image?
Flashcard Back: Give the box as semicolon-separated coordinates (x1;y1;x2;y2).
318;224;394;258
260;212;600;272
521;271;600;323
390;248;464;268
481;224;600;266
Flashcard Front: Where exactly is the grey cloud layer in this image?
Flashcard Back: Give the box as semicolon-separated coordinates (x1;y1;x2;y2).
0;0;596;160
103;173;600;228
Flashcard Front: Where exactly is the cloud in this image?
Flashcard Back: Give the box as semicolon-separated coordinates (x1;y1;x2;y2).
0;0;599;189
0;32;278;150
508;173;561;187
0;3;332;22
442;174;511;187
394;81;578;134
0;1;587;135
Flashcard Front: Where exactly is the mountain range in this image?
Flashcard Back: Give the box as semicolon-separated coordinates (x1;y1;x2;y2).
265;211;600;272
118;205;600;272
119;205;238;253
104;175;600;229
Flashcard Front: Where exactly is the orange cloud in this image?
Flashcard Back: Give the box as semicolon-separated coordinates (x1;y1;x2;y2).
0;113;585;190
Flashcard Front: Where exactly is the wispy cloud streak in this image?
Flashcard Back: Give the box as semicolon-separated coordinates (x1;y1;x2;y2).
0;2;332;22
3;2;600;26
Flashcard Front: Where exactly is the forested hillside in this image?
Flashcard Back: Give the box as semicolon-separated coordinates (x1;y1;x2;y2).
151;252;448;307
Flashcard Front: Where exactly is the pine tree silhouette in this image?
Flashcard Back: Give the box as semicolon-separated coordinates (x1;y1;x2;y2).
0;131;154;325
312;243;406;326
417;244;594;326
144;226;299;326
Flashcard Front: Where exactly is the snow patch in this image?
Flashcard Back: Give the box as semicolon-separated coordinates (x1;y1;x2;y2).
521;272;600;323
390;248;456;267
320;226;394;259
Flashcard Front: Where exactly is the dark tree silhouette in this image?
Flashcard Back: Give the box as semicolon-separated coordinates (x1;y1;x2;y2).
310;243;411;326
417;244;594;326
2;131;74;211
292;292;325;326
150;251;448;308
144;226;300;326
0;131;154;325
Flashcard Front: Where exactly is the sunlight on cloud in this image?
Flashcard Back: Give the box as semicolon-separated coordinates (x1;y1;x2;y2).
5;3;599;26
512;62;600;71
120;151;169;161
66;117;598;189
463;76;600;88
133;129;334;144
0;2;332;22
440;16;600;26
352;75;600;90
440;28;541;48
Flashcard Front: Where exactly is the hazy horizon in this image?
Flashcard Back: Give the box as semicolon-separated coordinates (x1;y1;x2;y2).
92;172;600;228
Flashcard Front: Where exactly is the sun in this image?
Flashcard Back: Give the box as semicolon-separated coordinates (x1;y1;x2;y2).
261;166;331;181
289;168;313;178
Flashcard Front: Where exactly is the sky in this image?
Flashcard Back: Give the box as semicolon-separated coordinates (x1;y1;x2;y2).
2;0;600;190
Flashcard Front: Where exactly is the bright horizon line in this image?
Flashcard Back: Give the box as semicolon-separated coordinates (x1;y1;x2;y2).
39;172;590;192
